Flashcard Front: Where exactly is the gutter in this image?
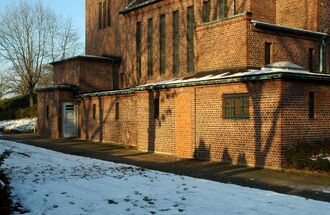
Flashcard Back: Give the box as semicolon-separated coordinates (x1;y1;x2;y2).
76;72;330;98
251;20;329;39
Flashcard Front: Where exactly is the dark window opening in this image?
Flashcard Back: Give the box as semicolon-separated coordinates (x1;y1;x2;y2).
107;0;111;26
223;94;249;119
112;64;119;90
93;104;96;119
265;42;272;65
136;22;142;80
220;0;228;18
154;98;160;119
187;5;195;73
46;105;49;119
308;48;314;72
103;1;107;28
309;92;315;119
98;2;102;29
173;10;179;75
203;0;210;23
160;14;166;75
115;102;120;120
147;18;153;79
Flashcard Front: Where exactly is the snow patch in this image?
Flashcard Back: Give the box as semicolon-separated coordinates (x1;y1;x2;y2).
0;140;329;215
0;118;37;133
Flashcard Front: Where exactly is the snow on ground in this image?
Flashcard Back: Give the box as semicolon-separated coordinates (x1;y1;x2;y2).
0;118;37;133
0;140;329;215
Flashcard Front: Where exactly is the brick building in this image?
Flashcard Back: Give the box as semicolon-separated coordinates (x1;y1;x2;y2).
36;0;330;169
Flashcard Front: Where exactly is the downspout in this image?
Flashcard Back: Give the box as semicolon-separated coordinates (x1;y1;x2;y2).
320;36;326;73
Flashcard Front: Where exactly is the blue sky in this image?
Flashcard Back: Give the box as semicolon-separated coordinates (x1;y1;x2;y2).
0;0;85;45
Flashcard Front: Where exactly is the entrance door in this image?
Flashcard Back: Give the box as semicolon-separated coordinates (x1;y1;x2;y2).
62;102;78;138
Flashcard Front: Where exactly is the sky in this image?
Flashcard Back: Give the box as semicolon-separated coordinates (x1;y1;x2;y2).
0;0;86;47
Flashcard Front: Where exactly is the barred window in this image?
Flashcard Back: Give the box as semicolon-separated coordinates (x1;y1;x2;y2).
223;94;249;119
172;10;179;74
159;14;166;75
187;5;195;73
147;18;153;78
203;0;210;23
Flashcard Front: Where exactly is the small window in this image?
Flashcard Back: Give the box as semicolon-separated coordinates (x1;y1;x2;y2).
93;104;97;119
265;42;272;65
232;0;236;15
309;92;315;119
46;105;49;119
107;0;111;27
203;0;211;23
103;1;107;28
219;0;228;18
154;98;160;119
308;48;314;72
115;102;119;120
98;2;102;29
223;94;249;119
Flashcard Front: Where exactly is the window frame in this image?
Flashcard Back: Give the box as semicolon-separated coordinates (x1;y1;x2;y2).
115;102;120;120
92;104;97;119
147;18;153;79
159;14;166;75
172;10;180;75
203;0;211;23
136;21;142;80
223;93;250;120
309;92;316;119
187;5;195;73
265;42;272;65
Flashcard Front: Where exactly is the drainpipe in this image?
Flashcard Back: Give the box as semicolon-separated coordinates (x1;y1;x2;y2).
320;36;326;73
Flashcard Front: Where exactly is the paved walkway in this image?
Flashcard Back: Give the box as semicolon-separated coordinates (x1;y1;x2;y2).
1;133;330;202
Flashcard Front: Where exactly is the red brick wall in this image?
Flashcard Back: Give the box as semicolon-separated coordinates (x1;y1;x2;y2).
276;0;318;31
37;90;74;138
53;60;80;86
248;30;321;71
281;80;330;154
53;59;115;92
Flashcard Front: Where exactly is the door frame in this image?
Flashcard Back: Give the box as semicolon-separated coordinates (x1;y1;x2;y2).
62;102;78;138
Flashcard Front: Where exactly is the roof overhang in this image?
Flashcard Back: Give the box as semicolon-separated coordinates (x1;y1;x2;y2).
35;84;79;92
120;0;162;14
251;20;329;40
50;55;121;66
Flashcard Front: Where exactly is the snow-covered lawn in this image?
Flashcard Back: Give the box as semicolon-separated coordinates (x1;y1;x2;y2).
0;118;37;133
1;140;329;215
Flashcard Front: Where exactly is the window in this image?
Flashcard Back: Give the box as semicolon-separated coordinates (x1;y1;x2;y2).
160;14;166;75
219;0;228;18
107;0;111;26
203;0;210;23
136;22;142;80
187;5;195;73
46;105;49;119
309;92;315;119
154;98;160;119
93;104;96;119
223;94;249;119
172;10;179;74
115;102;119;120
111;64;119;90
308;48;314;72
98;2;102;29
232;0;236;15
147;18;153;79
265;42;272;65
103;1;107;28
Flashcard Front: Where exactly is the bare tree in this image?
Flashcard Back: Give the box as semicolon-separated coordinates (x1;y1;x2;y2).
0;72;5;99
0;1;81;106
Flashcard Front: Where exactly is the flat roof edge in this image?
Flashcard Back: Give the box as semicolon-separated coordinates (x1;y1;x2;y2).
50;55;121;65
76;72;330;98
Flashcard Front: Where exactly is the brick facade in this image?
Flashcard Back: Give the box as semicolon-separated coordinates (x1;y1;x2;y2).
36;0;330;169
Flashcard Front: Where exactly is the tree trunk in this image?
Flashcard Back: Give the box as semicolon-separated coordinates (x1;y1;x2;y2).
29;91;34;107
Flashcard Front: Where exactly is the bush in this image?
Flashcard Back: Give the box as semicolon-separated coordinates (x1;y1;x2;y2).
0;150;12;215
285;139;330;172
0;95;37;120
